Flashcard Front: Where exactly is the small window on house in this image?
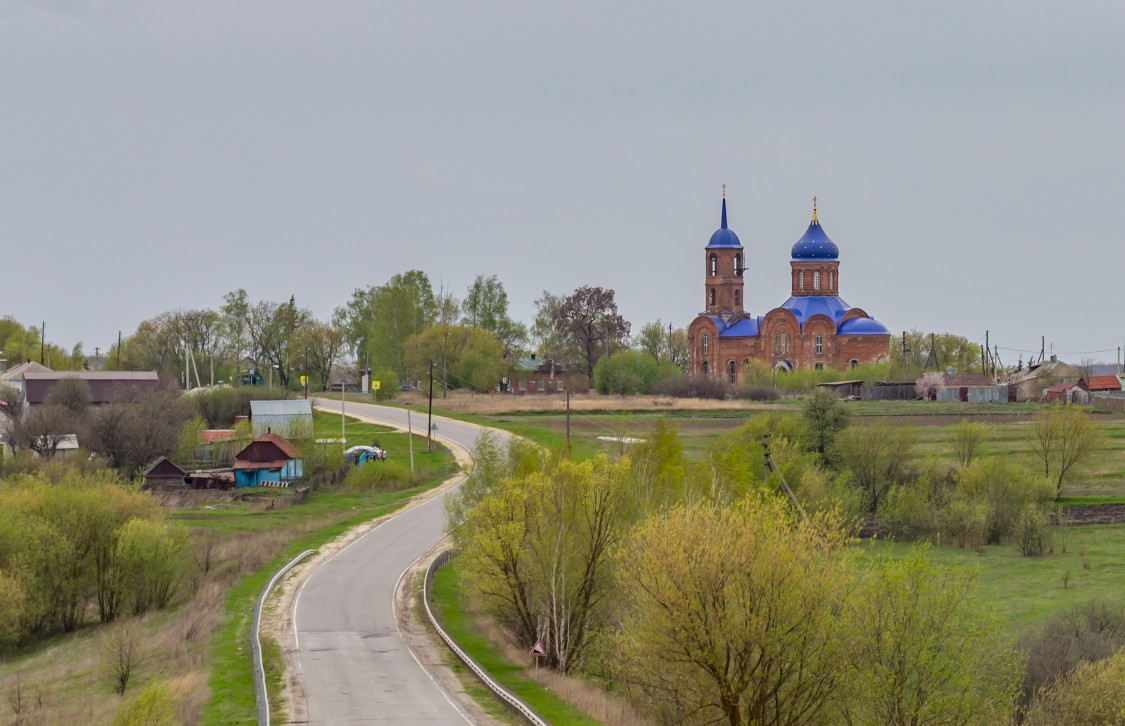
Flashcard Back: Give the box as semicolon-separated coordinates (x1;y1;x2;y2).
519;378;526;391
799;270;804;290
710;254;717;276
850;359;859;369
813;270;821;290
710;288;716;306
557;378;564;391
537;379;544;392
702;334;709;355
702;360;709;375
728;360;737;384
815;334;823;355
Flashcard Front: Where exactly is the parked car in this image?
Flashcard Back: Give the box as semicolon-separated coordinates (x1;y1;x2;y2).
344;445;387;464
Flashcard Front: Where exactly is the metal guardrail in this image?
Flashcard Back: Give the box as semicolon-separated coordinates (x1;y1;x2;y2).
254;549;316;726
424;549;551;726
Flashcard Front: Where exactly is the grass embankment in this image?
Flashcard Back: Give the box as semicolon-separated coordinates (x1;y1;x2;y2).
430;563;604;726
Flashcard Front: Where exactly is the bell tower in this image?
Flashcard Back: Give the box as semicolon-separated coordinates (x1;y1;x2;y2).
703;187;746;314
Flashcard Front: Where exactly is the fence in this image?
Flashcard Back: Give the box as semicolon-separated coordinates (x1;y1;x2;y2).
424;550;550;726
1094;394;1125;413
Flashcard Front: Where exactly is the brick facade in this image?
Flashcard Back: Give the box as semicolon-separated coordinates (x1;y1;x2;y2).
688;204;890;384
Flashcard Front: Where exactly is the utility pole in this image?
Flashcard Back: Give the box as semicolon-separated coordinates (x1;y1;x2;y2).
304;348;309;400
566;389;571;451
406;406;415;477
668;323;673;364
426;360;434;452
341;376;346;451
40;321;45;365
117;331;122;370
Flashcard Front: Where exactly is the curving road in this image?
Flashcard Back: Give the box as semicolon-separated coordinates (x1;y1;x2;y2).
294;399;503;725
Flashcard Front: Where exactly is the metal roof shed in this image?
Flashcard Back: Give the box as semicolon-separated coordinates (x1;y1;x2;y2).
250;399;313;437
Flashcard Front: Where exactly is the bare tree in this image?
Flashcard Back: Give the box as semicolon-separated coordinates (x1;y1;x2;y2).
10;405;76;458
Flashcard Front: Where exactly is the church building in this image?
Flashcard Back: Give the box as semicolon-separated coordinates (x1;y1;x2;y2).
688;195;891;382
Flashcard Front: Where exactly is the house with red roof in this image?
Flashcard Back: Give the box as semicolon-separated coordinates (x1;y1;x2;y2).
233;432;304;487
1086;375;1124;394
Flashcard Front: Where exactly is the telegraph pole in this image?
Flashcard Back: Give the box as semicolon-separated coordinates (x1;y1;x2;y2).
566;389;571;451
40;321;45;364
426;360;434;452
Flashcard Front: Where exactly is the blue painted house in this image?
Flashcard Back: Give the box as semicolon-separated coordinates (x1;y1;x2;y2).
233;433;304;487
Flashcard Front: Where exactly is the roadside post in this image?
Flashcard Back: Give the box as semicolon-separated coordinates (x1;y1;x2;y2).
530;639;546;679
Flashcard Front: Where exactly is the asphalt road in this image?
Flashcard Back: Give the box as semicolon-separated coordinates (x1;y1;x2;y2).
295;399;500;725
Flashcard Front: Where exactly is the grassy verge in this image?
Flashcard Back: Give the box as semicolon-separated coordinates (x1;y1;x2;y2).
430;562;602;725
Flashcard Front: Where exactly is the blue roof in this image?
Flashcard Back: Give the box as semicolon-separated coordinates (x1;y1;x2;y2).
720;317;760;337
707;198;743;248
837;317;891;335
791;213;839;259
779;295;850;325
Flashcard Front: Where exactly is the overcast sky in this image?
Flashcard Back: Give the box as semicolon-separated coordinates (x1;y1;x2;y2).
3;1;1123;367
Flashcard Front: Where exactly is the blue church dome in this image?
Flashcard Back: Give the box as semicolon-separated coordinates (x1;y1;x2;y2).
837;317;891;335
791;207;839;259
706;197;743;248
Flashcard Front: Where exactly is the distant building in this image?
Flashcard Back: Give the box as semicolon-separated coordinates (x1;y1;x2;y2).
250;399;313;437
142;456;188;490
504;355;584;394
688;196;891;382
1014;359;1081;402
22;371;161;410
1086;375;1124;394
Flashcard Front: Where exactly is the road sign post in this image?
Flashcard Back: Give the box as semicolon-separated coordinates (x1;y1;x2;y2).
529;639;546;677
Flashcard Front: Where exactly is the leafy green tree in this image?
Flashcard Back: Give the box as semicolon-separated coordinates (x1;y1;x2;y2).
0;567;27;647
366;270;436;382
220;288;251;380
461;274;528;357
948;418;988;467
890;329;982;376
831;423;917;510
952;458;1053;544
456;454;627;673
801;389;851;456
838;548;1021;725
113;519;187;614
1030;406;1101;499
112;679;178;726
404;325;506;392
593;349;662;395
613;495;850;726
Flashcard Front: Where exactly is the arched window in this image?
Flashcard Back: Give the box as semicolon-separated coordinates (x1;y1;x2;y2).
710;254;717;276
702;333;709;354
829;271;835;290
728;360;737;384
799;270;804;290
734;253;742;276
734;289;740;307
709;288;716;306
813;270;821;290
702;360;709;375
850;358;859;369
774;331;791;355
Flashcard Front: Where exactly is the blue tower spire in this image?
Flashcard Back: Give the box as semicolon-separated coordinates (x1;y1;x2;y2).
706;184;743;248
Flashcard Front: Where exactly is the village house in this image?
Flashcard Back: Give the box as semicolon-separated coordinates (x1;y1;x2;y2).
233;432;304;487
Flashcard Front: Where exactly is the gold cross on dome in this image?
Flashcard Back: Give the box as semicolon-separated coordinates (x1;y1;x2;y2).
812;195;817;211
723;184;727;199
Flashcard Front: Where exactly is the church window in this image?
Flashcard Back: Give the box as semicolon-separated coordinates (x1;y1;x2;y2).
774;331;791;355
813;270;821;290
710;288;716;306
728;360;737;384
799;270;804;290
702;360;709;375
734;253;742;275
815;363;825;371
815;334;823;354
850;359;859;369
829;271;835;290
702;334;709;354
710;254;717;276
734;289;740;307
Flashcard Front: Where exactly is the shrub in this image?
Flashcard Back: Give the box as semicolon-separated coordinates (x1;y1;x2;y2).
1024;647;1125;725
1019;600;1125;711
651;374;728;400
731;385;779;401
594;350;663;395
342;460;418;491
953;459;1053;544
112;679;178;726
880;480;943;539
943;499;990;551
1014;503;1053;557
